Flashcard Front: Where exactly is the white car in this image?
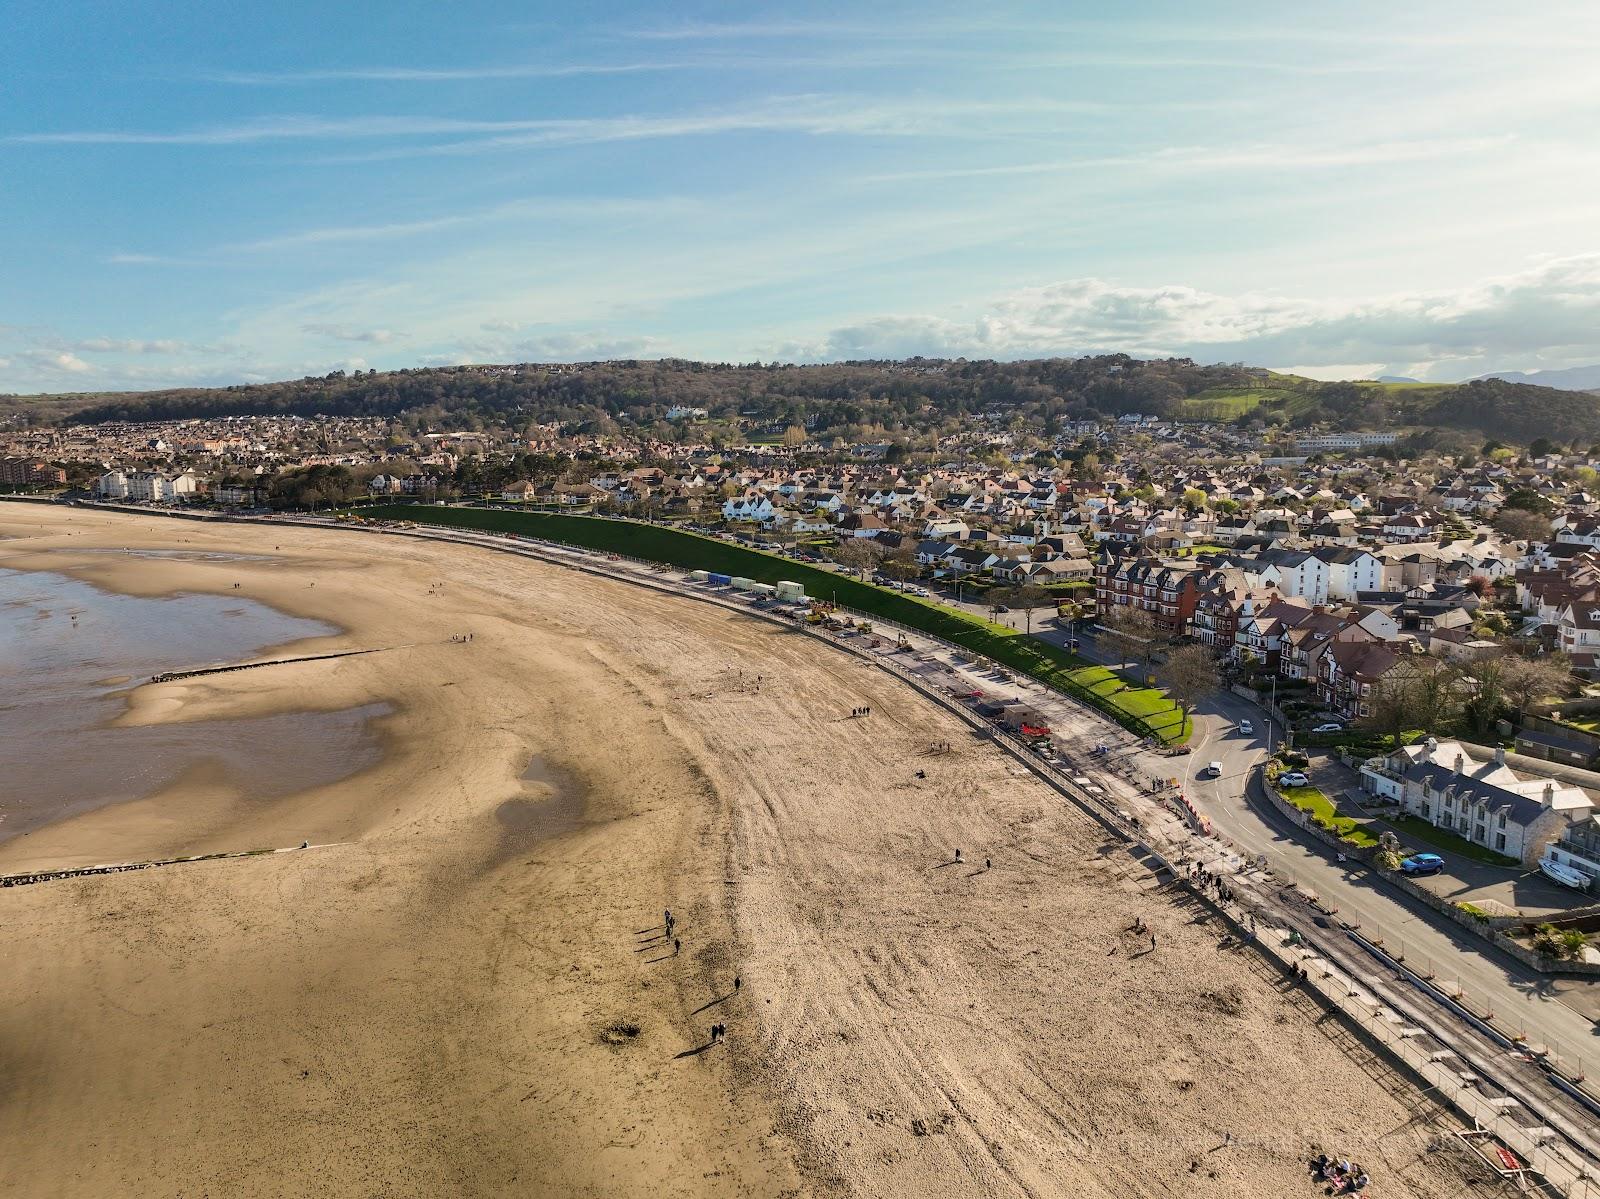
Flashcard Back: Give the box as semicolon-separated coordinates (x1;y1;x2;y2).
1277;771;1309;788
1311;723;1345;734
1539;858;1592;890
1205;761;1223;778
1237;720;1254;736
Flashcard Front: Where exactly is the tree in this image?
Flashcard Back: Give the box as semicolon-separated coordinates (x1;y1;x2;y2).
1001;583;1052;635
1162;643;1218;715
832;539;885;579
1364;657;1463;737
781;424;807;447
1500;654;1572;717
1099;604;1157;674
1493;507;1552;543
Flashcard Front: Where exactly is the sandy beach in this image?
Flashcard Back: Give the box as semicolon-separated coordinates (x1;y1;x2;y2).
0;504;1493;1198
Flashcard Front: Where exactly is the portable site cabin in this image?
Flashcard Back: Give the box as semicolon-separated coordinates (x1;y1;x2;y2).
730;576;756;590
775;580;807;602
750;583;778;598
688;569;710;583
707;572;733;586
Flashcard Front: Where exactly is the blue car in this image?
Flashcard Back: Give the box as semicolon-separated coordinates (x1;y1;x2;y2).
1401;853;1445;876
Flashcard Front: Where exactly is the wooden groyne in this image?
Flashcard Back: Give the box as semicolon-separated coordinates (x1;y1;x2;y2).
150;646;392;685
1;843;328;889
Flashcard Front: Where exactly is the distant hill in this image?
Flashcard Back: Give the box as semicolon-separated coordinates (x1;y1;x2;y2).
1375;375;1420;384
1474;364;1600;391
3;356;1595;446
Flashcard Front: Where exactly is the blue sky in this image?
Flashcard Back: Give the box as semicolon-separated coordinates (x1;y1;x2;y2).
5;1;1600;393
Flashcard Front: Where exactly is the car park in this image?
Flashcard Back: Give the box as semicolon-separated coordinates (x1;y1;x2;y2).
1401;853;1445;876
1277;771;1309;788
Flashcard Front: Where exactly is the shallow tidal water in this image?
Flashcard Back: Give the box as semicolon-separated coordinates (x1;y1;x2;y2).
0;564;386;847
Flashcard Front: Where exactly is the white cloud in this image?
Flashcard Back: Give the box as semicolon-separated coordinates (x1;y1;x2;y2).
777;254;1600;380
19;350;93;374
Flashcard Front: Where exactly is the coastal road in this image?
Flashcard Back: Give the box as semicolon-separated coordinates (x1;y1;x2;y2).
1181;690;1600;1060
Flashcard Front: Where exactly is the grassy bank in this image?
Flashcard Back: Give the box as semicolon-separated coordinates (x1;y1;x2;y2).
362;504;1191;743
1278;784;1379;849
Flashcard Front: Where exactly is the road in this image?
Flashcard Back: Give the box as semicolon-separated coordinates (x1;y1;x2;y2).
1182;689;1600;1056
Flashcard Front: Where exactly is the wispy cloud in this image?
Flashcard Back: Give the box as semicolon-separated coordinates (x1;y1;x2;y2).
72;337;188;354
10;95;1108;151
860;135;1515;184
302;324;402;343
206;61;684;85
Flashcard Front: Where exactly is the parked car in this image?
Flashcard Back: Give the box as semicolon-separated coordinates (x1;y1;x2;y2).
1401;853;1445;877
1539;858;1592;890
1238;720;1254;736
1311;722;1345;734
1277;771;1309;788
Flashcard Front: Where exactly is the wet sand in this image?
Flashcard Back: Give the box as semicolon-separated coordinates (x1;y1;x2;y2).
0;505;1490;1198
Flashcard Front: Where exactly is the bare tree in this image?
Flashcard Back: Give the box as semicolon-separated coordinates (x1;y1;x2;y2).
1001;583;1053;635
1099;603;1157;674
833;538;885;580
1493;508;1552;542
1163;643;1219;715
1364;656;1464;738
1500;654;1573;717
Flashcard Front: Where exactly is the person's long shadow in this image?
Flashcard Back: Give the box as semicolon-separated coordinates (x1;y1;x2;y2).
634;940;666;953
691;992;735;1015
933;861;962;870
675;1041;716;1059
645;953;676;964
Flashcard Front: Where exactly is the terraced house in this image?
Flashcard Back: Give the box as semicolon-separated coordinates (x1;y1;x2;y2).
1094;551;1205;636
1361;739;1593;868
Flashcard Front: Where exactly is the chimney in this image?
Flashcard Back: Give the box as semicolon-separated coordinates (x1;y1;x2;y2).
1494;747;1506;766
1544;782;1557;805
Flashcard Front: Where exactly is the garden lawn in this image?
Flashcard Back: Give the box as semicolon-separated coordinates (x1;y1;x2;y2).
359;504;1192;743
1278;784;1379;849
1385;813;1519;867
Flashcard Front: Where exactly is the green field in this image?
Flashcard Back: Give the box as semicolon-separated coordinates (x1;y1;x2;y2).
361;504;1191;743
1176;387;1291;420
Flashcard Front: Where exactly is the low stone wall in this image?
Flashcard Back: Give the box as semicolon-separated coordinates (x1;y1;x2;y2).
1250;769;1600;977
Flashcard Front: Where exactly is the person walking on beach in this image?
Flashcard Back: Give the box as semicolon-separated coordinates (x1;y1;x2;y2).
674;937;681;956
734;975;742;993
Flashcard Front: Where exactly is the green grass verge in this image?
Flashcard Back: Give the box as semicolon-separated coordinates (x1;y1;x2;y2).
1279;784;1380;848
1385;813;1519;867
362;504;1191;743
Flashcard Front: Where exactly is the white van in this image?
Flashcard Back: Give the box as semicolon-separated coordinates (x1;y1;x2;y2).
1206;761;1223;778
